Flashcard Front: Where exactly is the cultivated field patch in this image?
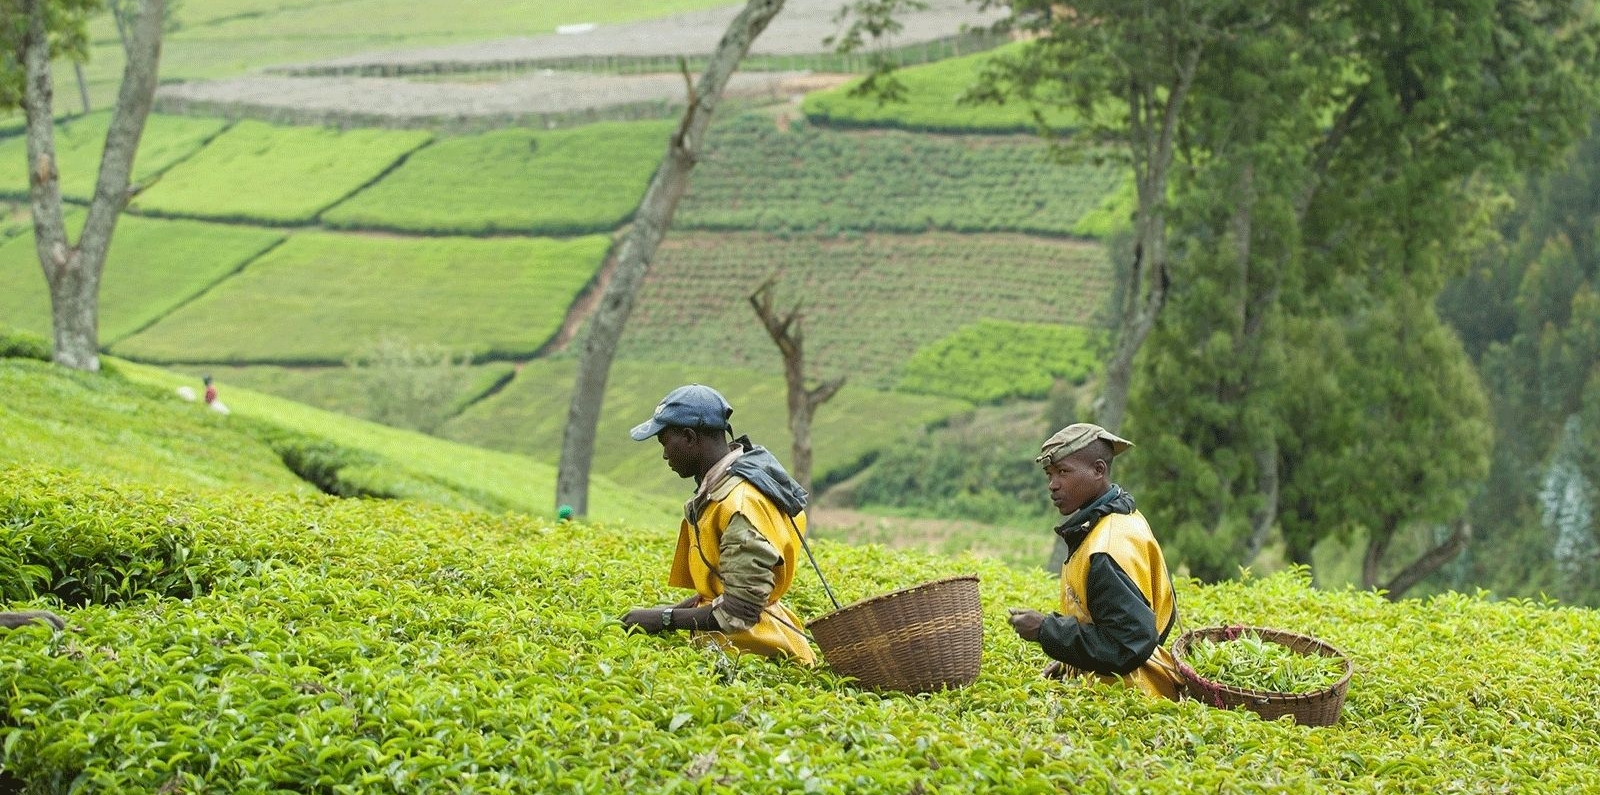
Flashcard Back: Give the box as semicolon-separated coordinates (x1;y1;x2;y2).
679;113;1124;237
898;319;1103;404
0;213;285;344
127;121;432;224
110;231;608;364
615;231;1113;390
0;112;229;202
321;120;673;235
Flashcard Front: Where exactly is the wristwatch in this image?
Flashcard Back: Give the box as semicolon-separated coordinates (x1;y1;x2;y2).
661;607;674;631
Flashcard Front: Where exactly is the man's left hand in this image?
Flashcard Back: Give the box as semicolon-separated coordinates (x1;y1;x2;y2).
622;606;671;634
1007;608;1046;642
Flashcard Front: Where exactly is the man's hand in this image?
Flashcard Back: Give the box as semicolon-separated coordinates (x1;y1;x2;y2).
0;610;65;631
1007;608;1046;642
621;606;671;634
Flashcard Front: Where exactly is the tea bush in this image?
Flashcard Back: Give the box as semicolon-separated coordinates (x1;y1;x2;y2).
897;320;1102;404
2;468;1597;792
0;113;227;202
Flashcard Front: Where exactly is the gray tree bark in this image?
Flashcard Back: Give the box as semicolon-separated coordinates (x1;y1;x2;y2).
22;0;164;372
1093;45;1199;432
555;0;787;517
749;274;845;492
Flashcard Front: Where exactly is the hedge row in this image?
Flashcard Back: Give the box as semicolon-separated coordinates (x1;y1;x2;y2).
1;468;1597;791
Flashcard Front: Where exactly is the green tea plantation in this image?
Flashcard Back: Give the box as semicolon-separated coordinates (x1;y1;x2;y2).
2;464;1597;793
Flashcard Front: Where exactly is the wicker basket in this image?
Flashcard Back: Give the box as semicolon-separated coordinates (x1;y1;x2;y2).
807;575;982;694
1171;625;1353;727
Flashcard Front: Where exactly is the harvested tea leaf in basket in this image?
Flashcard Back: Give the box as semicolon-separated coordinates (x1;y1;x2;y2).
1184;633;1347;693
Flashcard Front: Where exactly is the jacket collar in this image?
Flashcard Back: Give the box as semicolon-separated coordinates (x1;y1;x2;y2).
1053;484;1135;548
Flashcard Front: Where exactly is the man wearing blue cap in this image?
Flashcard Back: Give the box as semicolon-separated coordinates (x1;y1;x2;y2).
620;384;816;664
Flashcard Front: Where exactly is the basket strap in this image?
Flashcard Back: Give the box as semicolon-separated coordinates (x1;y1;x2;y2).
789;514;842;611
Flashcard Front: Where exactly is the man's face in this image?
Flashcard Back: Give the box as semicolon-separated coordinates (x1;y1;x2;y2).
657;427;697;479
1043;453;1107;516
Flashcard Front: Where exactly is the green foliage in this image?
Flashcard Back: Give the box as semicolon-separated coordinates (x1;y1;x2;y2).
0;0;100;109
0;112;227;200
3;471;1600;791
111;231;608;364
442;358;970;501
801;45;1080;134
322;120;673;235
0;326;50;361
126;120;432;224
345;334;476;434
0;212;285;342
1182;634;1346;694
897;320;1102;404
849;404;1057;528
679;114;1123;237
617;231;1111;390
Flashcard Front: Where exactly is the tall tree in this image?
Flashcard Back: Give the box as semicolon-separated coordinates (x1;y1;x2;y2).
4;0;166;372
555;0;786;517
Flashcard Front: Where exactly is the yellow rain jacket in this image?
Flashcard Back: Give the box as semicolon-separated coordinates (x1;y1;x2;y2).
1047;509;1183;700
670;472;815;664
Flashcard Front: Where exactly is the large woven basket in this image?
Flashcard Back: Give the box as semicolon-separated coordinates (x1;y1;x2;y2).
1171;625;1352;726
807;575;982;694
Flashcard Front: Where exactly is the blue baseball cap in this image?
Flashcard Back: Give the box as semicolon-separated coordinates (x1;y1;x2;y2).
629;384;734;441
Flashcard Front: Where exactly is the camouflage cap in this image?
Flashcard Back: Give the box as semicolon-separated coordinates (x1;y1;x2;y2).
1035;423;1133;467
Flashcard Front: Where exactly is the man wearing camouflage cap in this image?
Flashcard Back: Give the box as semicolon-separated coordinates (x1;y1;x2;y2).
1006;423;1182;700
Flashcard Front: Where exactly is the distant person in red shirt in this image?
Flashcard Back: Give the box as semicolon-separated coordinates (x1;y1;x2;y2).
202;374;230;415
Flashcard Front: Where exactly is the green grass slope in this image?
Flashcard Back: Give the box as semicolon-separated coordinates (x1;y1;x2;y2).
2;466;1596;792
442;358;972;499
111;231;609;365
0;214;285;344
0;349;672;526
321;120;674;236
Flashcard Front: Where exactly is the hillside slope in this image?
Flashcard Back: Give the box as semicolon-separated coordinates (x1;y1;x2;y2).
1;464;1596;792
0;349;674;527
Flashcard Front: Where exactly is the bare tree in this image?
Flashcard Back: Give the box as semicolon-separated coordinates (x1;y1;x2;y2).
749;274;845;492
555;0;787;517
17;0;165;371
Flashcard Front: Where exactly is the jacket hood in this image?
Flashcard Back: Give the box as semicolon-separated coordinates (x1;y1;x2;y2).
725;437;808;517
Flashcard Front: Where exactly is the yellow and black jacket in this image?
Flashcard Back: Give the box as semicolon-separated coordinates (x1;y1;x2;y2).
1038;485;1182;700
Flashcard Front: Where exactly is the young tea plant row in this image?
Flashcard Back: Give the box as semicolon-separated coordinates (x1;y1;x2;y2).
1;468;1598;792
678;113;1125;238
618;231;1112;390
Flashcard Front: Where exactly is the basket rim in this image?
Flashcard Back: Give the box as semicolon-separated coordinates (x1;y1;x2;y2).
1171;625;1353;701
808;574;980;628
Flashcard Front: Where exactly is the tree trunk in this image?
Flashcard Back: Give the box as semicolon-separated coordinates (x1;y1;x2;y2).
23;0;164;373
748;275;845;492
1095;45;1200;432
555;0;787;517
1380;521;1472;600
